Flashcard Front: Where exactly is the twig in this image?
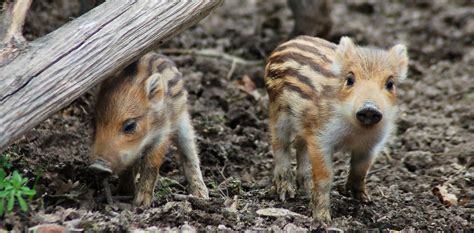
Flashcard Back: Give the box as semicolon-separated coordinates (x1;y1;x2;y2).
382;148;393;161
96;195;133;203
160;48;263;66
218;164;227;180
368;164;391;176
172;193;206;202
378;187;387;198
226;59;237;80
159;176;186;190
333;165;391;185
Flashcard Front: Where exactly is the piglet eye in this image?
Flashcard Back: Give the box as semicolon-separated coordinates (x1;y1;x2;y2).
386;77;395;91
346;72;355;87
122;119;137;134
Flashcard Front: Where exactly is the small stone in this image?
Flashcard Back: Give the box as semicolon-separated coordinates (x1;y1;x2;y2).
269;225;283;233
130;226;160;233
162;202;175;212
28;224;68;233
180;222;197;233
283;223;306;233
327;228;344;233
403;151;432;172
256;208;308;219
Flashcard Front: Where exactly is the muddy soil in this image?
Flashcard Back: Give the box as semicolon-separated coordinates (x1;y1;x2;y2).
1;0;473;231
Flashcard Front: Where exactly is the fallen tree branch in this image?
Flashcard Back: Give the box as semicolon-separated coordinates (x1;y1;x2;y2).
160;48;263;66
334;164;391;185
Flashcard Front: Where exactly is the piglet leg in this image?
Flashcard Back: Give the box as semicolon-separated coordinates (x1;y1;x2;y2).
346;151;375;202
295;137;313;196
133;140;168;207
270;111;296;201
305;130;333;223
175;112;209;199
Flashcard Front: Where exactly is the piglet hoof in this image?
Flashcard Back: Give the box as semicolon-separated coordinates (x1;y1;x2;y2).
311;189;331;224
311;218;329;230
272;169;296;201
189;184;209;199
353;190;371;203
312;207;331;224
346;184;371;203
134;190;154;207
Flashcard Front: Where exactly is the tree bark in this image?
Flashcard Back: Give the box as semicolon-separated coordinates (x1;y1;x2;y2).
0;0;223;151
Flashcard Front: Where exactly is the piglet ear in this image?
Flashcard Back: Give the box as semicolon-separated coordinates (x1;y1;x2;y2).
336;36;356;58
145;73;166;100
390;44;409;80
332;36;356;75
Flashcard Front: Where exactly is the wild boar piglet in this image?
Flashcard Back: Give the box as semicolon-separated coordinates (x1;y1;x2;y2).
90;53;209;206
265;36;409;222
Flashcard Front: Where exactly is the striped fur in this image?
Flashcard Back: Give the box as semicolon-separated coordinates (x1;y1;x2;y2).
91;52;209;207
265;36;409;222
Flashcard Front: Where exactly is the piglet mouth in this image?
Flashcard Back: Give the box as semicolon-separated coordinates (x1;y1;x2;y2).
89;159;113;176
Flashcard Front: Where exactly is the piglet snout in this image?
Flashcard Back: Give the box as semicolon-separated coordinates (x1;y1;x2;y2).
356;102;382;126
89;158;113;175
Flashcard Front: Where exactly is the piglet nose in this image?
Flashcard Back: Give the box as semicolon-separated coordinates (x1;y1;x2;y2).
356;106;383;126
89;158;113;175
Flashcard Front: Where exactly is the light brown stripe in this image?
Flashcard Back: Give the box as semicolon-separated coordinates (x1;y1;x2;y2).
269;52;336;78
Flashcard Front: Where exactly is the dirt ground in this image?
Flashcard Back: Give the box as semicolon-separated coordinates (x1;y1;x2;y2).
1;0;473;231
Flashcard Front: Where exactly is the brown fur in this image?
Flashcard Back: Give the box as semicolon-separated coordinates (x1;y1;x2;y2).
91;52;209;207
265;36;409;222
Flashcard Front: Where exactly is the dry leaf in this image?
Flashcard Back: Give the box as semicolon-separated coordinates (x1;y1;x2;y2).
224;195;238;213
234;75;256;93
234;75;261;100
432;185;458;206
33;212;60;224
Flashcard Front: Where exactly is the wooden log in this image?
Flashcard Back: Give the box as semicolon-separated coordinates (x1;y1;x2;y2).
0;0;223;151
